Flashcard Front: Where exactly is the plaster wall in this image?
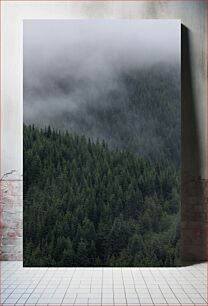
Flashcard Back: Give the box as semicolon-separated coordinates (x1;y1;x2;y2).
0;1;207;263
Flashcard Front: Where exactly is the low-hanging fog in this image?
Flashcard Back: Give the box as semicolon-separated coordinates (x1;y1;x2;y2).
24;20;181;163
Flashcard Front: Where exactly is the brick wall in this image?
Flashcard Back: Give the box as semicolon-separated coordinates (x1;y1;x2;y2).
0;174;23;260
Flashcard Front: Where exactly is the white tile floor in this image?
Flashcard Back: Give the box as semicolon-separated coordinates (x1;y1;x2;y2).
0;261;207;305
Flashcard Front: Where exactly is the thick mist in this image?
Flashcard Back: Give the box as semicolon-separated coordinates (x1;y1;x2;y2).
23;20;181;161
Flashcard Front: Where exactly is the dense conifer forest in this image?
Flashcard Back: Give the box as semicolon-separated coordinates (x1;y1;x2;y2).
24;66;181;267
24;126;180;267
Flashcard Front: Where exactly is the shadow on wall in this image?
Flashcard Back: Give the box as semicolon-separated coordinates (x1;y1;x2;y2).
181;25;207;265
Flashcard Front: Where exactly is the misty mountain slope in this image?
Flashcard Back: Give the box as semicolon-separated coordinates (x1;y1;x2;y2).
24;125;180;267
24;64;180;166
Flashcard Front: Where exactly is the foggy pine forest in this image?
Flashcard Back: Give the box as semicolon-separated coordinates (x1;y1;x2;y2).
23;20;181;267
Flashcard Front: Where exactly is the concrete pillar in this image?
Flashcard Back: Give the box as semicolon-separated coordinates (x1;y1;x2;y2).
181;18;208;264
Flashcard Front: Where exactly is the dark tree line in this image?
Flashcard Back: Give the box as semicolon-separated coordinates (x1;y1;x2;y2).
24;125;181;267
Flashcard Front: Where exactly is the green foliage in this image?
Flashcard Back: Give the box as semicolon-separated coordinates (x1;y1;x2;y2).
24;125;181;267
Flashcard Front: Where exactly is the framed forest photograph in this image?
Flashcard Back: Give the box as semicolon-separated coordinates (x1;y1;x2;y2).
23;19;181;267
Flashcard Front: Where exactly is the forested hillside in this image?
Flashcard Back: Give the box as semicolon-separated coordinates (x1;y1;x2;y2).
24;125;180;267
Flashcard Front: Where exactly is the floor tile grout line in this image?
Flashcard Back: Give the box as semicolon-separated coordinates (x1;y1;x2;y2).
149;269;169;304
139;268;154;305
2;264;26;304
183;265;208;301
100;267;103;305
156;267;181;304
61;265;77;304
21;267;49;304
151;270;178;305
73;268;84;305
88;267;93;305
130;267;141;305
121;268;127;305
168;269;202;304
112;268;116;306
1;262;208;306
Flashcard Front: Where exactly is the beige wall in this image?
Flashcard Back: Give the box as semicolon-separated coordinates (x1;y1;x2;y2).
0;1;207;263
